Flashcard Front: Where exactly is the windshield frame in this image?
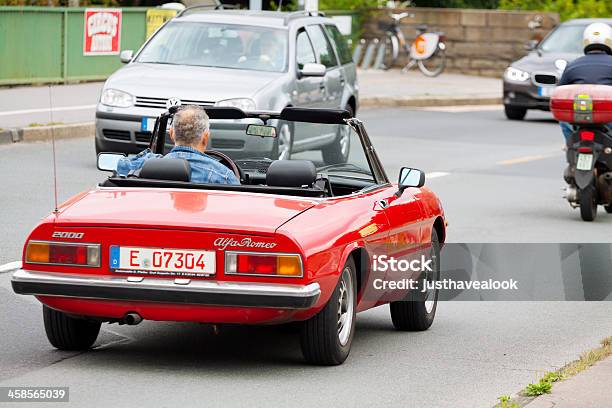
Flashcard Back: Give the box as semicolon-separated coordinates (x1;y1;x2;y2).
134;20;290;73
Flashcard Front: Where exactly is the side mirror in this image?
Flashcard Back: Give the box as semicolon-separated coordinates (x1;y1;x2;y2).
120;50;134;64
97;152;126;172
396;167;425;197
246;124;277;138
299;63;326;78
524;40;539;51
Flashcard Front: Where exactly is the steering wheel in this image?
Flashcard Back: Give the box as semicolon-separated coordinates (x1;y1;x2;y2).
205;150;244;182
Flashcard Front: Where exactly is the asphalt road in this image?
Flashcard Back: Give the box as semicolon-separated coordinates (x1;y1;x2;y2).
0;107;611;408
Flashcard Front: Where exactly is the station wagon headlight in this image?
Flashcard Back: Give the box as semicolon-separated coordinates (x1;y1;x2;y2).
225;252;302;277
216;98;256;112
504;67;530;83
25;241;100;267
101;88;134;108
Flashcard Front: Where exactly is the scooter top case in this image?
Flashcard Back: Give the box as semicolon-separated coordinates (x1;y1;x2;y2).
551;84;612;124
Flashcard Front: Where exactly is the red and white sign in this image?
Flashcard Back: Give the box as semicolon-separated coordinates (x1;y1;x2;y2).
83;8;122;56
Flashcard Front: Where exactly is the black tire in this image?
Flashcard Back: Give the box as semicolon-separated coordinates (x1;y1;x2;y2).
605;204;612;214
300;257;357;365
322;105;353;165
43;306;101;351
504;105;527;120
390;229;440;331
417;49;446;77
272;120;293;160
579;185;598;222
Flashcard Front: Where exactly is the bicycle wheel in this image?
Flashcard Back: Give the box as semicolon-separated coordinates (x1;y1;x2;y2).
382;33;399;70
417;48;446;77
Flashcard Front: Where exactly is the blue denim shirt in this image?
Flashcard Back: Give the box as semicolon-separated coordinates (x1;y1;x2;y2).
116;146;240;185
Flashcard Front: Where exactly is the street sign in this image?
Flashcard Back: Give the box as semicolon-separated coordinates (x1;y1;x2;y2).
83;8;122;56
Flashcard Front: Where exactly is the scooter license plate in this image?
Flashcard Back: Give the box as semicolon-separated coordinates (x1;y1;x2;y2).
576;153;593;171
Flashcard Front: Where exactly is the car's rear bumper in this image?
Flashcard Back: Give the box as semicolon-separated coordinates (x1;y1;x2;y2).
11;269;320;310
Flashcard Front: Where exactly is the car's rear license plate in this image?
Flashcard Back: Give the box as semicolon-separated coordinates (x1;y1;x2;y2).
141;117;156;132
538;86;555;97
110;246;216;276
576;153;594;171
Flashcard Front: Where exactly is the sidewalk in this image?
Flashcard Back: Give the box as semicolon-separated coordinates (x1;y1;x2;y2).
524;356;612;408
358;69;502;107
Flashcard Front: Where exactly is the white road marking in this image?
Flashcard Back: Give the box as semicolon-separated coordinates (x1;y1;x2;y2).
419;104;503;113
0;104;97;117
0;261;22;273
497;154;552;166
427;171;451;179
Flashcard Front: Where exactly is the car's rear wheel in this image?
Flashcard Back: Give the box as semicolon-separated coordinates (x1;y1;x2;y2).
273;121;293;160
390;229;440;331
604;203;612;214
322;105;353;165
504;105;527;120
300;257;357;365
43;305;101;351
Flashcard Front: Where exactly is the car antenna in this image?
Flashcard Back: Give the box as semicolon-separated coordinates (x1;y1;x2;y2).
277;0;283;11
47;85;59;214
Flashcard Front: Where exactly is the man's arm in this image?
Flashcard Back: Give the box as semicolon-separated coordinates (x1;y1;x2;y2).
116;149;161;176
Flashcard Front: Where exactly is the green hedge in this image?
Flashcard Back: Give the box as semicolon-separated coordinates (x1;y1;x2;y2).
499;0;612;21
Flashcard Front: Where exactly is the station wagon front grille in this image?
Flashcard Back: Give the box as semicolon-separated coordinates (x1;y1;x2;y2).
134;132;152;144
210;138;245;149
135;96;215;109
103;129;131;141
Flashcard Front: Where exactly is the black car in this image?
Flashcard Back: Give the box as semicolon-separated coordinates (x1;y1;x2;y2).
503;18;612;120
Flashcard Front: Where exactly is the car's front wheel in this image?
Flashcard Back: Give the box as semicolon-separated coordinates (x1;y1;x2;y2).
300;257;357;365
504;105;527;120
390;229;440;331
43;305;101;350
273;121;293;160
322;105;353;165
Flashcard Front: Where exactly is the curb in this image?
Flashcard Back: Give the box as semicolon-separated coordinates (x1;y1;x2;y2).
0;122;94;145
360;96;502;108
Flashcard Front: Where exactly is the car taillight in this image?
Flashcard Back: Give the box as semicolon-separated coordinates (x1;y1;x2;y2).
225;252;302;277
25;241;100;267
580;130;595;141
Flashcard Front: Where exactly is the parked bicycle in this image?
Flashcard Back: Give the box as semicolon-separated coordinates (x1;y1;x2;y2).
379;12;447;77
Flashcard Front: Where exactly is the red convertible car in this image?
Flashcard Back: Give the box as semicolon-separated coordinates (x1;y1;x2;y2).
12;107;446;365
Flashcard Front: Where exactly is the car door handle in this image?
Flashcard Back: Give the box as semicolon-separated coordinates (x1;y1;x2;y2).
340;77;346;85
319;82;326;91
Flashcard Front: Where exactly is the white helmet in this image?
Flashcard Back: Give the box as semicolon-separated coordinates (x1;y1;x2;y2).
583;22;612;55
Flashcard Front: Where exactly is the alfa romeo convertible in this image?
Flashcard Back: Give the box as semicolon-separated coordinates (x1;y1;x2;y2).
12;107;446;365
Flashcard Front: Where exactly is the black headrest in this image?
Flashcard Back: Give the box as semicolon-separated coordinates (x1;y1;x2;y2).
139;158;191;182
266;160;316;187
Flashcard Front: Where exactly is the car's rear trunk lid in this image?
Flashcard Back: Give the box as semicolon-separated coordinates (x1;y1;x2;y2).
56;188;317;235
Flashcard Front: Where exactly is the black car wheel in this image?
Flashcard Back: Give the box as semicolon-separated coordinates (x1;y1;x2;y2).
300;257;357;365
605;204;612;214
390;229;440;331
504;105;527;120
322;105;353;165
43;305;101;351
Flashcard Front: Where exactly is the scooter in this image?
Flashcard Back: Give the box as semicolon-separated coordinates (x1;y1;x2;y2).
551;85;612;221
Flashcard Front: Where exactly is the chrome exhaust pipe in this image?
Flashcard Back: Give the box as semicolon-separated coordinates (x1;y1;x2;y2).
123;312;143;326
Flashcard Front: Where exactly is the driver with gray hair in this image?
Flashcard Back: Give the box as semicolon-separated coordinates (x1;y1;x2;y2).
117;105;239;185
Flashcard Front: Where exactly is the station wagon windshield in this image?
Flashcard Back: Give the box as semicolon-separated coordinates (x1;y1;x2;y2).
137;22;288;72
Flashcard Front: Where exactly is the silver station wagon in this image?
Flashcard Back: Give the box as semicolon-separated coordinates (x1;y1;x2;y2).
95;9;358;164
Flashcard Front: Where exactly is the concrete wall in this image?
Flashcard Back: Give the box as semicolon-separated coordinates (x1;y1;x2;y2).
363;8;560;77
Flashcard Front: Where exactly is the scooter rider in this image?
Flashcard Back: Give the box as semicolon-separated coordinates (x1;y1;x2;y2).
558;22;612;142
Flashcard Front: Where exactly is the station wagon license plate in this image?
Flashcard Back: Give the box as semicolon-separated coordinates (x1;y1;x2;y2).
576;153;594;171
141;117;156;132
110;246;216;276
